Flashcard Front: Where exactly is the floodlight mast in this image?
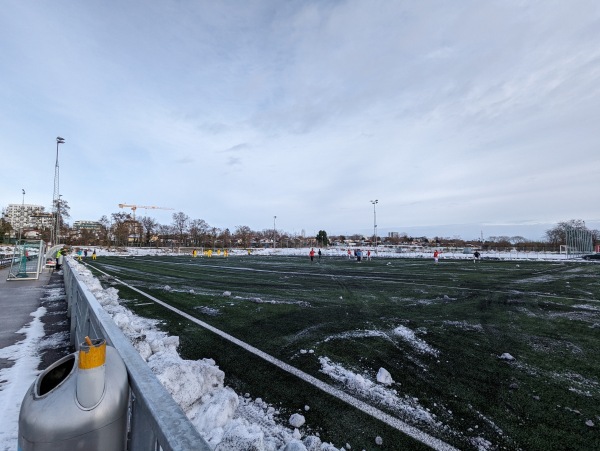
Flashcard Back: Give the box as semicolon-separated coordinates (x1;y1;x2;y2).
53;137;65;245
370;199;378;254
18;189;25;242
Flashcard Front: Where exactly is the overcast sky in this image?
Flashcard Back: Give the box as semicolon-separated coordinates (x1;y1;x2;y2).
2;1;599;241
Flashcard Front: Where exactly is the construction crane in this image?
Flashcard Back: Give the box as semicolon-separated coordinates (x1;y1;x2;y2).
118;204;174;220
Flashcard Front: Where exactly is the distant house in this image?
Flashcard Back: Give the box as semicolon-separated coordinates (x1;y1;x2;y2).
72;220;104;241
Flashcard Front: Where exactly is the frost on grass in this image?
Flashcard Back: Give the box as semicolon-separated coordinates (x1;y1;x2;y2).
442;321;484;333
195;306;221;316
233;295;311;307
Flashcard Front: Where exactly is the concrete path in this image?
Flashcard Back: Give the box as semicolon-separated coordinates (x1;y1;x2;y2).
0;266;52;370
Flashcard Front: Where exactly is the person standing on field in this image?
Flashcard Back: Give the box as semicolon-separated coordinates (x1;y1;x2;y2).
318;249;322;261
309;248;315;262
433;249;439;264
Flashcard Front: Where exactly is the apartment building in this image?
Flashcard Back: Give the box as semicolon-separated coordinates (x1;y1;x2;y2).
3;204;53;230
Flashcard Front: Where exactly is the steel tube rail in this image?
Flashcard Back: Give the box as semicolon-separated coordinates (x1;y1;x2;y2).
63;259;210;451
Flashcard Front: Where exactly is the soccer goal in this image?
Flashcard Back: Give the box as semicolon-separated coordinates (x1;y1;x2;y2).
563;226;594;259
6;240;46;281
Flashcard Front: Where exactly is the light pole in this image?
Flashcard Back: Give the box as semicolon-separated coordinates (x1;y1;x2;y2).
57;195;63;245
53;136;65;245
273;216;277;249
370;199;378;254
18;189;25;242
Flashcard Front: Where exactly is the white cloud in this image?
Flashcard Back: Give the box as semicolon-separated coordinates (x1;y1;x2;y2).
1;1;599;239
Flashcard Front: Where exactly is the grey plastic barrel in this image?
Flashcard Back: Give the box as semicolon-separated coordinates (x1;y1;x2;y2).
18;343;129;451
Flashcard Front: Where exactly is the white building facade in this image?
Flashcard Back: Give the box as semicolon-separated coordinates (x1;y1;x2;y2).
3;204;53;231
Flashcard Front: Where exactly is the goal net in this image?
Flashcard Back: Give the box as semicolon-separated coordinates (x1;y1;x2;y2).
7;240;46;281
564;226;593;258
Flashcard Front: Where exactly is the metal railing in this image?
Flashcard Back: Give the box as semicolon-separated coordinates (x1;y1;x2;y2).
63;259;211;451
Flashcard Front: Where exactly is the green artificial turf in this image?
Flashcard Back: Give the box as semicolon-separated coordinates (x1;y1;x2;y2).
86;255;600;450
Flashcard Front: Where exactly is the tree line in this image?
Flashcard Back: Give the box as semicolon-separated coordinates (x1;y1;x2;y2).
69;212;599;252
2;201;598;251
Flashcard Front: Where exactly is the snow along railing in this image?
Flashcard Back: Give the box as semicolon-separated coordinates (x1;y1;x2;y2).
63;259;211;451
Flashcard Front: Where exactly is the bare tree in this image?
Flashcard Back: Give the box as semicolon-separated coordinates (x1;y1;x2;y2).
172;212;190;246
219;228;232;249
545;219;587;244
0;217;13;243
234;225;253;248
111;212;131;246
209;227;221;249
189;219;210;247
139;216;158;246
98;216;111;247
158;224;173;247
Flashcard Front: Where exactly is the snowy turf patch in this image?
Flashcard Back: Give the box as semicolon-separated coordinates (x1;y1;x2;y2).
392;325;439;357
322;325;439;358
442;321;484;332
195;306;222;316
69;259;342;450
318;357;441;426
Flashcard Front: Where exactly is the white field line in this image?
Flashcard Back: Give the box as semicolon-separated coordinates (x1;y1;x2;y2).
90;264;458;451
134;258;600;304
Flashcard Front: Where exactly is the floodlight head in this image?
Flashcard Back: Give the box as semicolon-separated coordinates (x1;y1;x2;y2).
56;136;65;144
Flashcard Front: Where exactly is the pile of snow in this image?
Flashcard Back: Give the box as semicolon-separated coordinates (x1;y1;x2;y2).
498;353;515;361
69;259;343;450
376;367;394;386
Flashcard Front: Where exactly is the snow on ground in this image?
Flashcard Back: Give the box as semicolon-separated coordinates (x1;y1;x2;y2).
0;307;46;450
318;357;440;426
84;245;577;261
392;326;439;357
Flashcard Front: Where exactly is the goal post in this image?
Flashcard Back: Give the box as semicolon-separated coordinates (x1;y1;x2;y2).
7;240;46;281
564;226;593;258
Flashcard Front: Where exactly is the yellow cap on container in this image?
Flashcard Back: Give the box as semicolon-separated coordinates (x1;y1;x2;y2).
79;337;106;369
